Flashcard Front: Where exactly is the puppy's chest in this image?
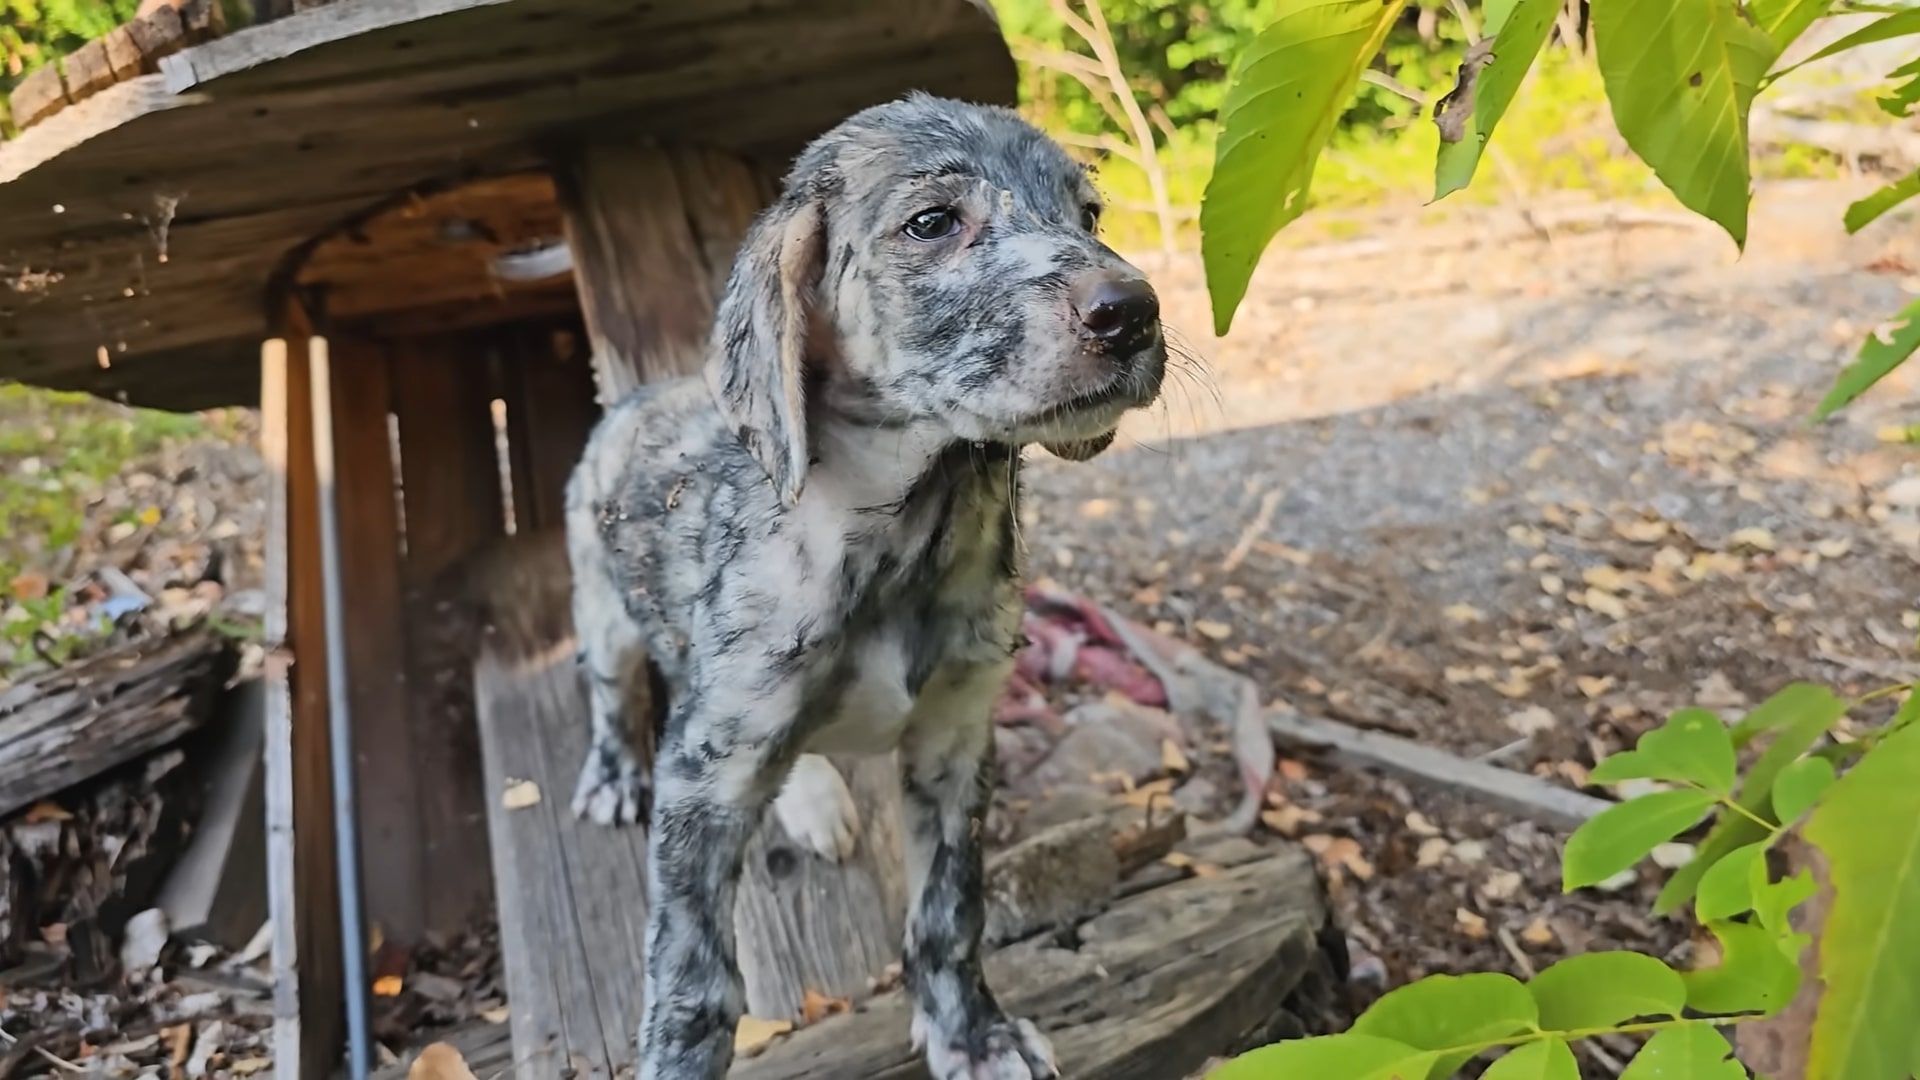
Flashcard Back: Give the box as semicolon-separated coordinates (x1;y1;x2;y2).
799;474;1021;750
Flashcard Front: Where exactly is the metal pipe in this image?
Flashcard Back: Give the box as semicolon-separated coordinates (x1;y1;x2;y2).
307;336;373;1080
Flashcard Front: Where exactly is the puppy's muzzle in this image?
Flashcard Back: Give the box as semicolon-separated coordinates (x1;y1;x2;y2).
1072;274;1162;359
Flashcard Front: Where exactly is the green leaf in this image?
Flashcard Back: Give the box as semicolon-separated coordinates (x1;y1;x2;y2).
1565;789;1718;891
1772;756;1836;823
1754;869;1817;937
1351;972;1537;1079
1589;709;1736;794
1696;841;1767;922
1728;683;1845;750
1431;0;1558;200
1805;722;1920;1080
1201;0;1409;335
1527;952;1687;1031
1879;57;1920;117
1592;0;1773;249
1620;1025;1748;1080
1814;296;1920;419
1208;1033;1435;1080
1769;6;1920;82
1659;686;1846;915
1684;920;1803;1016
1748;0;1836;51
1843;169;1920;233
1895;686;1920;732
1482;1039;1578;1080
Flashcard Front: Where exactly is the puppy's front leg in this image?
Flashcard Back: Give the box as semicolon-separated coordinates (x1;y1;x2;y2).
900;671;1059;1080
638;710;790;1080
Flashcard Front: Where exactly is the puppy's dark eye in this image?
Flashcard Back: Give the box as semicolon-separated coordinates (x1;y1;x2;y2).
904;207;960;242
1080;204;1101;232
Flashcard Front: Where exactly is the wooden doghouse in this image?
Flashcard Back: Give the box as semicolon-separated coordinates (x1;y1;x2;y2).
3;4;1347;1078
0;1;1015;1074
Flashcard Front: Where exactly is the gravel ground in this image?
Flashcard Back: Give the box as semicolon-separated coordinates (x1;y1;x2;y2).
1008;179;1920;1069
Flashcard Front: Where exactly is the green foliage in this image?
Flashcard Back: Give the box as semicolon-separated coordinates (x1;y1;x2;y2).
1526;952;1685;1030
1812;297;1920;420
1587;708;1737;793
1481;1040;1577;1080
1430;0;1558;200
1;0;141;107
1844;169;1920;232
1563;789;1718;891
1200;0;1410;334
1196;0;1920;415
1349;973;1535;1078
1619;1025;1748;1080
1803;723;1920;1080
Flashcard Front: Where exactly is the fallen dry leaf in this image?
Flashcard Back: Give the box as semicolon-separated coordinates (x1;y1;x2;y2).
1456;908;1489;939
231;1060;272;1077
372;975;404;997
1301;835;1374;880
164;1024;191;1080
501;780;541;810
1160;738;1191;774
1404;811;1441;838
1480;869;1524;901
1442;603;1485;624
1575;675;1616;699
1161;852;1195;870
799;988;852;1025
407;1043;480;1080
1503;706;1556;737
1729;526;1776;552
481;1007;510;1025
1520;918;1556;946
22;799;73;823
1416;837;1451;868
734;1016;794;1057
1260;805;1322;836
9;572;49;601
1194;620;1233;641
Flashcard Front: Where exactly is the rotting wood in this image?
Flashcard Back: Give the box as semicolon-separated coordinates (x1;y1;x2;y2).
326;334;426;945
157;675;271;950
125;5;192;72
8;65;69;131
0;627;237;819
60;40;119;103
734;845;1347;1080
981;807;1187;949
1267;707;1613;829
260;322;347;1080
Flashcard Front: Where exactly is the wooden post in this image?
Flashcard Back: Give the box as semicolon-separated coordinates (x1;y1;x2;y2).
326;335;425;946
547;140;910;1024
261;322;345;1080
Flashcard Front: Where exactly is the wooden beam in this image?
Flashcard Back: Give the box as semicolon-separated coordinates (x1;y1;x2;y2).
326;334;426;945
389;335;500;931
554;143;764;401
261;325;346;1080
499;321;596;534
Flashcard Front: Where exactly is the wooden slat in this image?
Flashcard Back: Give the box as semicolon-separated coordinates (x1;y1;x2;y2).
261;327;346;1080
390;336;500;930
327;334;427;944
500;321;596;533
8;65;69;130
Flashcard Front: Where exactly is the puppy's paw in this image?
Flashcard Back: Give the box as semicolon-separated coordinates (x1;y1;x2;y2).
772;754;861;862
911;1009;1058;1080
570;749;648;827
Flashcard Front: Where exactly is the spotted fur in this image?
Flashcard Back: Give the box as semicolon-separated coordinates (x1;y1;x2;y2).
565;93;1167;1080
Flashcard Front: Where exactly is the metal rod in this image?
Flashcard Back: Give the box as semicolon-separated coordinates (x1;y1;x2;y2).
307;336;373;1080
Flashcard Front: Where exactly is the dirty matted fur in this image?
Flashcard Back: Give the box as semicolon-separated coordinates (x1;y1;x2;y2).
566;92;1168;1080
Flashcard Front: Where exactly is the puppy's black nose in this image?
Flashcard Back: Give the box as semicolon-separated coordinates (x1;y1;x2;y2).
1074;276;1160;343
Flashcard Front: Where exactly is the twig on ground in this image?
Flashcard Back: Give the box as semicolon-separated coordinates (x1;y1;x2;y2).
1221;490;1282;573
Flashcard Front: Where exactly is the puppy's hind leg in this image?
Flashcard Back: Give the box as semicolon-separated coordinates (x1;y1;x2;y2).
899;670;1058;1080
568;534;650;827
772;753;861;863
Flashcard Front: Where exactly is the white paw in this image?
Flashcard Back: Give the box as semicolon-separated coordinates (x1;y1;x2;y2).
772;755;861;862
911;1010;1058;1080
571;751;647;826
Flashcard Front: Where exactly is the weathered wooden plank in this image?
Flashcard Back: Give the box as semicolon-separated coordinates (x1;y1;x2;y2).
1266;707;1613;829
734;846;1345;1080
261;326;347;1080
160;0;513;93
125;5;193;71
8;65;69;131
390;336;500;931
0;628;236;818
61;40;119;103
326;334;427;945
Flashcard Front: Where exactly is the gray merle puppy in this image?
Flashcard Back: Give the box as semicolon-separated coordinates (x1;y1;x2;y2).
564;92;1168;1080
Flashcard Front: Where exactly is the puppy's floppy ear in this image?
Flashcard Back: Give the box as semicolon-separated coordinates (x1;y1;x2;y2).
706;193;826;504
1041;429;1117;462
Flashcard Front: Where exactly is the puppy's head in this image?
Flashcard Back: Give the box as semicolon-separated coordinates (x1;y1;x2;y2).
707;93;1168;502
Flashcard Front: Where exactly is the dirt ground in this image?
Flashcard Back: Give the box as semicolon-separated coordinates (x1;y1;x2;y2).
1009;177;1920;1065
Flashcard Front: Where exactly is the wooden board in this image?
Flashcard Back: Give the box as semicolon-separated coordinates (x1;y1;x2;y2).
0;0;1016;411
734;844;1346;1080
498;321;596;534
260;326;347;1080
326;334;427;945
390;335;501;931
